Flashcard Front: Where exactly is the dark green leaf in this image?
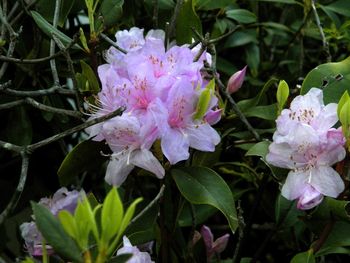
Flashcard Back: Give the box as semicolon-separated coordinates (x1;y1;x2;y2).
172;166;238;232
301;56;350;104
36;0;76;27
79;60;100;94
31;11;82;50
31;203;83;262
178;204;217;227
57;140;109;186
99;0;124;27
322;0;350;17
311;198;350;222
176;0;202;45
245;141;270;158
5;106;32;146
275;194;303;228
226;9;257;24
196;0;234;10
243;104;278;120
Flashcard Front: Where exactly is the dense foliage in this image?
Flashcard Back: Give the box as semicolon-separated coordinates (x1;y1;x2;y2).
1;0;350;262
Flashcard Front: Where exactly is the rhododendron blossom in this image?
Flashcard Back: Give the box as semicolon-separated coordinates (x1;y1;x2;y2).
87;27;221;186
266;88;345;210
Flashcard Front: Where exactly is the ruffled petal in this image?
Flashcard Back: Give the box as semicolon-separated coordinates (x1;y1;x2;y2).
161;128;189;164
186;122;220;152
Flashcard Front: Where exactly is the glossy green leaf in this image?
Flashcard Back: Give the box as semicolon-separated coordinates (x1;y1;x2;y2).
243;104;278;120
178;204;217;227
74;200;95;249
31;203;83;262
31;11;82;50
276;80;289;113
172;166;238;232
101;187;124;244
245;141;270;158
176;0;202;45
226;9;257;24
80;60;100;93
301;56;350;104
99;0;124;27
290;250;315;263
311;198;350;222
36;0;76;27
321;0;350;17
57;140;109;186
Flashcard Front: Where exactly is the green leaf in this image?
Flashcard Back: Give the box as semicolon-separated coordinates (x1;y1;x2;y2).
58;210;78;239
337;91;349;117
178;204;217;227
290;250;315;263
276;80;289;113
243;104;278;120
108;197;143;255
275;194;303;228
226;9;257;24
5;106;32;146
196;0;233;10
57;140;109;186
258;0;298;3
80;60;100;93
301;56;350;104
31;11;82;50
194;79;215;120
74;199;95;249
36;0;76;27
245;141;270;158
339;100;350;139
99;0;124;27
101;187;124;244
311;198;350;222
172;166;238;232
176;0;202;45
31;202;83;262
321;0;350;17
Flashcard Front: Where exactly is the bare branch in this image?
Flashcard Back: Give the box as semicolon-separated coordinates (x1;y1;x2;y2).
49;0;62;85
100;33;127;54
0;151;29;225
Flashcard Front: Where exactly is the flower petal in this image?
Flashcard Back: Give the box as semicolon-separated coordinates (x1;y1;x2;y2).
130;149;165;179
105;155;134;186
281;170;309;200
186;122;220;152
212;233;230;254
161;128;190;164
309;166;344;198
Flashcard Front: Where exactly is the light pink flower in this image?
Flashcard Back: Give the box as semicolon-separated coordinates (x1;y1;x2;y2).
117;236;154;263
266;88;345;209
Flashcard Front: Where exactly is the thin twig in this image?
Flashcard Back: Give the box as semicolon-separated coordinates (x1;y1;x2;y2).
27;107;125;152
9;0;38;26
52;34;83;112
232;200;245;263
0;151;29;225
0;0;7;38
0;82;76;97
24;97;83;119
311;0;331;62
49;0;61;85
0;99;24;109
166;0;183;42
100;33;127;54
0;36;78;64
127;184;165;227
0;4;17;37
0;140;23;153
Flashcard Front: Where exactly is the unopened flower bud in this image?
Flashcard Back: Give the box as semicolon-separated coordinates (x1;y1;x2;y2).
297;185;324;210
227;66;247;94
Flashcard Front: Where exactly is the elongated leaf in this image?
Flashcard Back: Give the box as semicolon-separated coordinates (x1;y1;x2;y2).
31;11;82;50
58;140;109;186
101;188;124;244
276;80;289;113
226;9;257;24
176;0;202;45
31;203;83;262
172;166;238;232
301;56;350;103
80;60;100;94
244;104;278;120
36;0;76;27
58;210;78;239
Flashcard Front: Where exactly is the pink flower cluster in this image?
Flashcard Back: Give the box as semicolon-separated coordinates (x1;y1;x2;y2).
266;88;345;210
88;27;221;186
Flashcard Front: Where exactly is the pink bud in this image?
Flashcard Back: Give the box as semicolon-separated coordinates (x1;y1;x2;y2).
297;185;324;210
227;66;247;94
